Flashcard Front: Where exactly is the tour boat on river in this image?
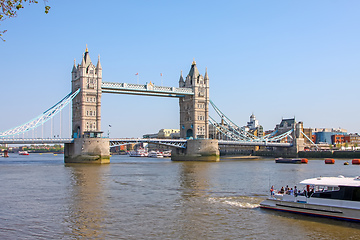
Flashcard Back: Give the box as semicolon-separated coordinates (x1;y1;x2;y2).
18;151;29;155
275;158;308;164
1;150;9;157
260;176;360;222
129;148;148;157
162;150;171;158
148;151;163;158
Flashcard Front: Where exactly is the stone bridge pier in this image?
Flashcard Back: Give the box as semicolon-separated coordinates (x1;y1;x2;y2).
172;139;220;161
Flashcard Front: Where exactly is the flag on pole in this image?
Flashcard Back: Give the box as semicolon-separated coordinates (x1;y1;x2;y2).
135;73;139;75
160;73;162;76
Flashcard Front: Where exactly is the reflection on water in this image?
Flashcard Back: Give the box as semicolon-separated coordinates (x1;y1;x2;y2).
0;155;359;239
64;164;110;239
176;162;213;239
179;162;211;198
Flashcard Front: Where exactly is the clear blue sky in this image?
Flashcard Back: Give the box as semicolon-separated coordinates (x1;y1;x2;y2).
1;0;359;138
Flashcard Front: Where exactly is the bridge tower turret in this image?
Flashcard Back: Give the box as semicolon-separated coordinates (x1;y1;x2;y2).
179;60;209;139
65;46;109;164
71;46;102;138
174;61;218;161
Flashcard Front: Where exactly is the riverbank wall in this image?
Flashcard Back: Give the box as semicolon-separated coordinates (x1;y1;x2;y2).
298;151;360;159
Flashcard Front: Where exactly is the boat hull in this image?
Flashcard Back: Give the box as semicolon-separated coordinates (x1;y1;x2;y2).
260;198;360;222
275;158;302;164
19;151;29;155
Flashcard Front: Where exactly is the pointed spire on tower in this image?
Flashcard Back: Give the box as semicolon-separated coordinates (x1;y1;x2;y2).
179;70;184;82
188;58;199;77
179;70;184;87
83;44;92;66
204;67;209;80
72;59;77;72
80;53;86;67
96;55;102;69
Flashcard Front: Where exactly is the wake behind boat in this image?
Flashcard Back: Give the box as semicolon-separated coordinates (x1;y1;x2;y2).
260;176;360;222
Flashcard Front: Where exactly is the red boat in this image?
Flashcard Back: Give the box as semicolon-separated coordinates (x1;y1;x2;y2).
352;159;360;165
19;151;29;155
325;158;335;164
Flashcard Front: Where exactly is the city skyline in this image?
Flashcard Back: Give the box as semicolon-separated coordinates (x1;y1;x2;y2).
1;1;359;138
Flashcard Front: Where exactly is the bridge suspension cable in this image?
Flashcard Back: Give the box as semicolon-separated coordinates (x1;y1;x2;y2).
209;116;249;141
209;100;261;141
0;89;80;138
301;130;319;149
209;100;294;143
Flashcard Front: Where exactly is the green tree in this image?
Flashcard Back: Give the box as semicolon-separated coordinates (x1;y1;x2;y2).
0;0;50;41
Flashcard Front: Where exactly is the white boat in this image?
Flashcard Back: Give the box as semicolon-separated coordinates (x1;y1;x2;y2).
19;151;29;155
260;176;360;222
148;151;163;158
129;148;148;157
162;150;171;158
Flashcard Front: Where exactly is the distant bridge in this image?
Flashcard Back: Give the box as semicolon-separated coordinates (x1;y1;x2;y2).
0;138;292;148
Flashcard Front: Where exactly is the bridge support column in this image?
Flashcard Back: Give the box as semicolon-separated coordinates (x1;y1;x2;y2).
64;138;110;164
172;139;220;161
273;138;305;158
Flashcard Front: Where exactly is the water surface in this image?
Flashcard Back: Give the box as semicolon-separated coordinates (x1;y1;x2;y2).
0;154;359;239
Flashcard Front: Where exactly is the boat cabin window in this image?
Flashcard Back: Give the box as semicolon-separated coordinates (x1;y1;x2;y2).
314;186;339;192
352;187;360;201
311;186;360;201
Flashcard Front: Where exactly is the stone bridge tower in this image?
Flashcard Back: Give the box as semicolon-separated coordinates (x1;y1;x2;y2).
65;47;109;163
174;60;219;161
179;60;209;139
71;46;102;138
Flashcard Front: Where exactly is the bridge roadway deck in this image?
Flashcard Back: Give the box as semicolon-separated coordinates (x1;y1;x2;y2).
218;140;292;147
109;138;188;148
0;138;292;148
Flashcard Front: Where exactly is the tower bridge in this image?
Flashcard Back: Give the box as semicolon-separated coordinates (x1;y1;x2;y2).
0;47;303;163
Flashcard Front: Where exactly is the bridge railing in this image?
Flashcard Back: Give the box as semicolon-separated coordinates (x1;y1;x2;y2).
102;82;194;95
0;138;74;144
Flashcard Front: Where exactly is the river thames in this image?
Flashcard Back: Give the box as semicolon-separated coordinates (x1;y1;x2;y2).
0;154;359;239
